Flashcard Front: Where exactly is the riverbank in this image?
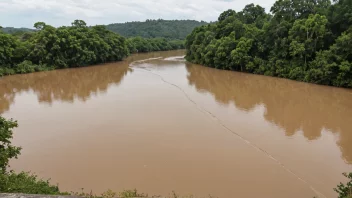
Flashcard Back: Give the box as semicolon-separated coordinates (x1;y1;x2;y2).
2;51;352;197
0;20;184;77
185;2;352;88
0;49;184;77
0;194;79;198
0;192;210;198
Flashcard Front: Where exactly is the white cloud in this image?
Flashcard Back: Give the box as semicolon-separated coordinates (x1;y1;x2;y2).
0;0;276;28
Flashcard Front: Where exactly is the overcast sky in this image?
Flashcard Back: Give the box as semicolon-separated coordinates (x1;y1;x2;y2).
0;0;276;28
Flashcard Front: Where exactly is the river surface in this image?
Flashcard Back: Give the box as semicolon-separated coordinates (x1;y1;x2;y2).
1;50;352;198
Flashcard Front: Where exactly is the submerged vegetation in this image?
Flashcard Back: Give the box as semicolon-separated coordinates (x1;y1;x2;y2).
0;20;184;77
185;0;352;87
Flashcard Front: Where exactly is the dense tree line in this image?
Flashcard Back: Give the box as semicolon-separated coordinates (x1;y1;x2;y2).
106;19;208;40
127;37;184;53
185;0;352;88
0;20;184;76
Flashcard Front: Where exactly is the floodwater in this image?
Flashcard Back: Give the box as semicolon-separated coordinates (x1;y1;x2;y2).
1;50;352;198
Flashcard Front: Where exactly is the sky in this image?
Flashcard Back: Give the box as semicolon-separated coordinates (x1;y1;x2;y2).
0;0;276;28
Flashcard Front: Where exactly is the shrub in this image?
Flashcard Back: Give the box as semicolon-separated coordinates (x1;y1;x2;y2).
119;189;147;198
14;60;36;74
0;171;63;194
335;173;352;198
0;67;16;76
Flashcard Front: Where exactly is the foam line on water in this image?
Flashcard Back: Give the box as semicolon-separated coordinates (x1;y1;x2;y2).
129;59;327;198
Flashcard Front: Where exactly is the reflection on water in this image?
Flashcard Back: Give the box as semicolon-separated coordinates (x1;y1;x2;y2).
2;50;352;198
0;50;185;114
186;63;352;164
0;65;131;108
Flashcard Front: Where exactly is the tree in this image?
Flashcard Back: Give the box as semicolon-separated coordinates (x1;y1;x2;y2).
1;18;184;77
33;22;46;30
330;30;352;61
0;116;21;173
239;4;266;24
210;33;236;69
289;14;328;65
185;0;352;87
334;173;352;198
0;116;63;194
328;0;352;37
218;9;237;22
231;37;253;71
271;0;331;21
71;20;87;28
0;32;18;67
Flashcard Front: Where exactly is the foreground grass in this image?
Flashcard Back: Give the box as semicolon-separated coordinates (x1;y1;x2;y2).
0;172;216;198
1;170;351;198
75;189;217;198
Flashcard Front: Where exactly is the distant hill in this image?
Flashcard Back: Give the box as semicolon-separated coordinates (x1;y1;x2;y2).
1;27;34;34
106;19;208;40
1;19;208;39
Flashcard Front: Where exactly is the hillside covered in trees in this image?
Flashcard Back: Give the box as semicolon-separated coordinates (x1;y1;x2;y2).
0;27;34;35
0;20;184;76
185;0;352;88
2;19;207;40
106;19;208;39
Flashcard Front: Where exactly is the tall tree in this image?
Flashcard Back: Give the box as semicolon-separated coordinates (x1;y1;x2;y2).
185;0;352;88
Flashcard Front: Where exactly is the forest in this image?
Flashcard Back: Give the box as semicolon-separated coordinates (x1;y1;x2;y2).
0;27;34;35
185;0;352;88
106;19;208;39
0;20;184;76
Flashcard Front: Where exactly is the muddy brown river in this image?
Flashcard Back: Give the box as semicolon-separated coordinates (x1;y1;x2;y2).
1;50;352;198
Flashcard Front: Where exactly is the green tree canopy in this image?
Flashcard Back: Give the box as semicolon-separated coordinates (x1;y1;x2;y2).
185;0;352;88
0;19;185;77
106;19;207;40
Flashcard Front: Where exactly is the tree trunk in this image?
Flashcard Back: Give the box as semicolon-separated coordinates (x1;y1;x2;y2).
307;29;309;40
